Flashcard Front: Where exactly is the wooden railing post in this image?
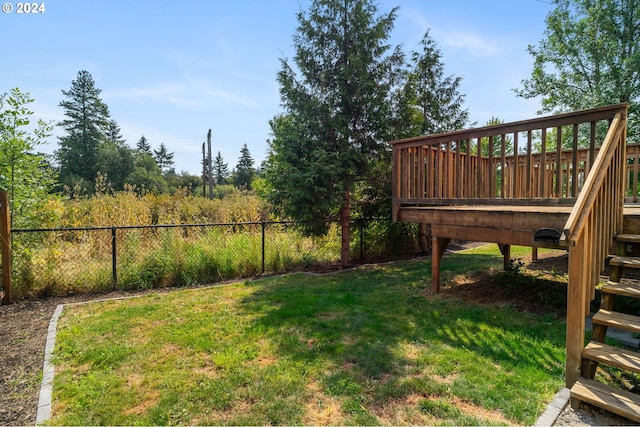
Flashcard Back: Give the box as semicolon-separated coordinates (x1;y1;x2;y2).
566;235;587;386
0;191;12;304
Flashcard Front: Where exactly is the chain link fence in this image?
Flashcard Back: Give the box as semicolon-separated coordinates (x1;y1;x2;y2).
9;219;418;299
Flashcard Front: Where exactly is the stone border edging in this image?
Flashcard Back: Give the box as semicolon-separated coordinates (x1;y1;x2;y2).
36;304;63;425
534;387;570;426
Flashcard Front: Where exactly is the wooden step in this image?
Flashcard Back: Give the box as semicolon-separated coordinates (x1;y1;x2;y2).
602;281;640;298
592;310;640;335
582;342;640;374
571;378;640;423
615;234;640;244
609;256;640;269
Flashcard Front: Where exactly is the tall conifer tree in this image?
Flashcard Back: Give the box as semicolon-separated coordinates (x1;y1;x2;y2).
213;151;229;185
234;144;255;189
56;70;110;188
264;0;403;266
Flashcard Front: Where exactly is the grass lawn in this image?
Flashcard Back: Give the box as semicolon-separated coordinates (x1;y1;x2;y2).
51;245;566;426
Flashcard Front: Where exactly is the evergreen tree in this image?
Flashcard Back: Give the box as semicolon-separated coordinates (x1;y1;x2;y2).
153;143;174;174
409;30;470;135
106;119;125;144
515;0;640;139
264;0;403;266
136;135;151;154
213;151;230;185
56;70;110;189
234;144;255;189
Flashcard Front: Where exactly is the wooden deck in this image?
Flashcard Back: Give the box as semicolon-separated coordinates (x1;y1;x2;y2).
398;204;640;247
391;104;633;389
397;204;574;247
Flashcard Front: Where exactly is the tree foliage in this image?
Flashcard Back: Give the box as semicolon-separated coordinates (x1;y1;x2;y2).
516;0;640;138
0;88;55;227
213;151;230;185
136;134;151;154
56;70;111;188
234;143;255;189
153;143;175;174
96;140;135;191
264;0;404;265
408;30;471;135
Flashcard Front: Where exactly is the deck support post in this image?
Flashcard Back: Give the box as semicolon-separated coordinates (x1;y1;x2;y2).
431;237;450;293
498;244;511;270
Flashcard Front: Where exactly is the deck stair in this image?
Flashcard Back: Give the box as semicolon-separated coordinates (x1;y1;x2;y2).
570;233;640;422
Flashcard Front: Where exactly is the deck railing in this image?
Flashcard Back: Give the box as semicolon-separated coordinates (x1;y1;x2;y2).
392;103;632;220
559;107;628;386
391;104;630;387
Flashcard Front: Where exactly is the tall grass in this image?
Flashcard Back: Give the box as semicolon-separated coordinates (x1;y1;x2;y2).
49;186;267;228
12;223;343;299
11;189;417;299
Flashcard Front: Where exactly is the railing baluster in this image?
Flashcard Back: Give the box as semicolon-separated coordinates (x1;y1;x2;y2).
556;126;563;197
538;128;547;197
390;104;633;205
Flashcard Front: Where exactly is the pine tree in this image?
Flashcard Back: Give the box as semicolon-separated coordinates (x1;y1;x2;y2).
234;144;255;189
106;119;125;144
56;70;111;188
136;135;151;154
153;143;174;174
213;151;230;185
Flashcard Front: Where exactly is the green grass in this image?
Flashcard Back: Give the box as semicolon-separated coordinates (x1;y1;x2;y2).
51;245;566;426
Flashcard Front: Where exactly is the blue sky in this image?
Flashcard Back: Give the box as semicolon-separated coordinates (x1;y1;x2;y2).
1;0;554;175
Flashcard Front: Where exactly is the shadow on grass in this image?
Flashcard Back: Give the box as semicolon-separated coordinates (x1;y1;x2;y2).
240;252;566;424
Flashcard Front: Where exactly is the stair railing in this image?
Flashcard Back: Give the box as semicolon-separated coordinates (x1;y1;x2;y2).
559;105;628;387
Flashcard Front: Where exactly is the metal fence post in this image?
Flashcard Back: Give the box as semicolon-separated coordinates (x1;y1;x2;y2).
111;227;117;289
261;221;266;273
359;218;364;261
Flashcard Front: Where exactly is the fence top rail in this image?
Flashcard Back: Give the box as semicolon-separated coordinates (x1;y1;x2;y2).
390;103;629;149
12;218;389;234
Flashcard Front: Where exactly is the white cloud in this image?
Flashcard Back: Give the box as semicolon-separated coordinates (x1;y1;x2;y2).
436;31;501;58
105;84;196;108
398;5;504;58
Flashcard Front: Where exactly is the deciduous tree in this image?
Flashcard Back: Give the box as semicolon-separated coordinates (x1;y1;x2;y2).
0;88;55;227
516;0;640;139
